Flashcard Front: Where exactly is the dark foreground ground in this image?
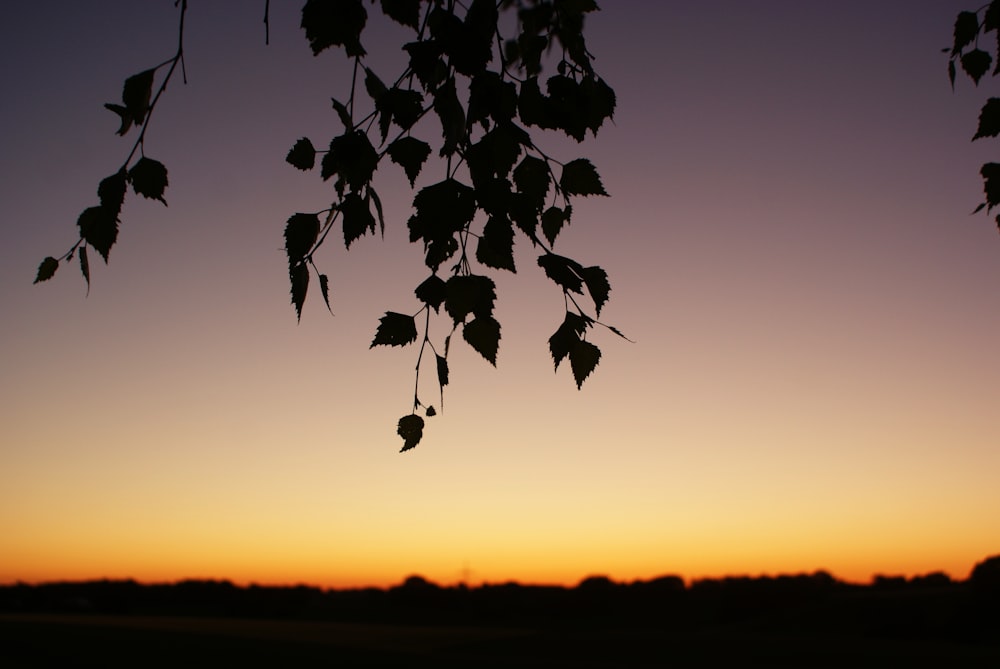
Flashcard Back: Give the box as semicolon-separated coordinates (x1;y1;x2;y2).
3;561;999;667
2;610;999;668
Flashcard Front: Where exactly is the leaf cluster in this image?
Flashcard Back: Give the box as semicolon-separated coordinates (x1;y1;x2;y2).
35;5;185;290
947;2;1000;233
37;1;630;453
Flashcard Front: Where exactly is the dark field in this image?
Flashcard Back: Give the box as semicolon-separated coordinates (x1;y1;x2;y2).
3;561;999;667
2;611;1000;668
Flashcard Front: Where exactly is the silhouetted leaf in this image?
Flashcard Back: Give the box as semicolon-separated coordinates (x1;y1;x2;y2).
581;75;617;135
476;216;516;272
319;273;332;313
286;137;316;170
77;206;118;262
436;354;449;387
560;158;607;196
284;212;320;261
537;253;584;294
949;59;957;90
953;11;979;55
986;2;1000;31
404;39;446;90
445;274;496;324
569;339;601;389
982;162;1000;209
548;312;587;370
301;0;367;56
397;413;424;452
341;192;376;248
425;405;437;417
433;77;465;156
98;170;128;216
381;0;420;28
541;206;566;245
410;179;477;244
322;131;379;191
331;97;353;129
415;274;447;312
34;257;58;284
104;103;131;135
974;98;1000;139
128;157;168;204
468;71;517;127
122;69;154;127
371;311;418;347
388;136;431;186
581;266;610;316
289;262;309;321
368;187;385;237
513;155;550;210
962;49;992;84
462;316;500;365
79;246;90;294
364;67;387;103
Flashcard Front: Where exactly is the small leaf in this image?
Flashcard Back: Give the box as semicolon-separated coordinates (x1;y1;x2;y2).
289;262;309;321
301;0;367;56
284;213;321;261
371;311;418;347
425;405;437;417
537;253;584;294
972;202;987;214
953;11;979;56
569;339;601;389
323;131;379;191
34;257;59;284
122;69;154;127
79;246;90;295
433;77;466;156
974;98;1000;139
949;59;957;90
445;274;497;324
364;66;388;104
381;0;421;28
548;312;587;370
368;187;385;238
436;354;449;387
388;136;432;186
462;316;501;366
319;273;333;313
77;206;118;263
415;274;447;312
476;216;516;272
580;265;611;316
340;192;376;248
331;97;353;129
104;103;131;135
512;155;550;210
286;137;316;170
128;157;168;204
961;49;992;85
98;170;128;216
560;158;607;196
541;206;566;245
982;162;1000;210
397;413;424;452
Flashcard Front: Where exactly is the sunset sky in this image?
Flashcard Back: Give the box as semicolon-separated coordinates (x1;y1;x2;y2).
2;2;998;590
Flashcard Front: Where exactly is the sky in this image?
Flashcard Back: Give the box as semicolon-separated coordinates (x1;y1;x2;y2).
1;1;998;590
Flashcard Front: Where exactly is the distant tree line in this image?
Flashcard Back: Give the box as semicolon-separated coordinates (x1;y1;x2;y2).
2;555;998;645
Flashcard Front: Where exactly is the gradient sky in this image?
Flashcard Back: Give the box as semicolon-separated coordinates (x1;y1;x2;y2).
1;2;998;589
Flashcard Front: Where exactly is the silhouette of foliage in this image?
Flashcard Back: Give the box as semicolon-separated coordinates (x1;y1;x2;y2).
948;1;1000;233
34;0;630;452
